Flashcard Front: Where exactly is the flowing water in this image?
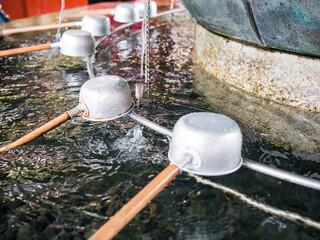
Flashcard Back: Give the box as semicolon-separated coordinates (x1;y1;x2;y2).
0;12;319;240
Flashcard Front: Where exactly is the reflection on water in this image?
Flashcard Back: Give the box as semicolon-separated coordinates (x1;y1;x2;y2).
0;12;319;240
193;66;320;154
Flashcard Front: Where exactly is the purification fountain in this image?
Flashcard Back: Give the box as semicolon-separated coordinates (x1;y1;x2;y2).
0;1;319;239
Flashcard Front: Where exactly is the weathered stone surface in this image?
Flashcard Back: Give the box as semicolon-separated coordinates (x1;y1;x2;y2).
194;24;320;112
193;65;320;153
193;24;320;153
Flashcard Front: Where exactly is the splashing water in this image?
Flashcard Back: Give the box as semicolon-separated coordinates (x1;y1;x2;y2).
112;125;152;159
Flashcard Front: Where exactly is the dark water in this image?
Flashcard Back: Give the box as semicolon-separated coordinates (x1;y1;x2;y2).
0;13;319;240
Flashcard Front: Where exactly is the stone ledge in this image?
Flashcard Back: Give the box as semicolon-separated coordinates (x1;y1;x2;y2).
194;24;320;113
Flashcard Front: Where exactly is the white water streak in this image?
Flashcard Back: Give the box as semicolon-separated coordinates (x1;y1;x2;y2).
140;0;147;78
170;0;175;10
56;0;65;40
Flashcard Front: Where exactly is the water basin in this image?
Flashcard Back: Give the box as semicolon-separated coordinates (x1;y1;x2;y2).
0;9;319;240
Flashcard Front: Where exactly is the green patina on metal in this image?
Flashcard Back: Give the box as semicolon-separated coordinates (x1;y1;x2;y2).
181;0;320;57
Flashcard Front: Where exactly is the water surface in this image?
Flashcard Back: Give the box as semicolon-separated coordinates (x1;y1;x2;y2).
0;12;319;240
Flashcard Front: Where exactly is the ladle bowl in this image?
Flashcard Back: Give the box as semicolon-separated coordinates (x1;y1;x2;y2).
59;30;95;57
113;3;140;23
79;75;134;121
134;1;158;18
168;112;243;176
81;14;111;37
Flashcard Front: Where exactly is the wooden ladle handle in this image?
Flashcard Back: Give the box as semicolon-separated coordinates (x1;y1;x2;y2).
65;8;113;19
0;112;70;153
0;43;52;57
2;22;78;36
89;164;180;240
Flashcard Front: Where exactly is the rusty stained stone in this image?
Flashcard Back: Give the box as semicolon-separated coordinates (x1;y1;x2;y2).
194;24;320;113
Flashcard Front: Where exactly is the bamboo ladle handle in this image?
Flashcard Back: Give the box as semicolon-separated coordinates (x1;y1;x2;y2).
0;43;52;57
0;112;70;153
65;8;113;19
89;164;180;240
1;22;78;36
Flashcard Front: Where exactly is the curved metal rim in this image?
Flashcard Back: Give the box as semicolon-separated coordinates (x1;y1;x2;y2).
183;157;243;176
80;102;134;122
168;150;243;176
113;16;140;24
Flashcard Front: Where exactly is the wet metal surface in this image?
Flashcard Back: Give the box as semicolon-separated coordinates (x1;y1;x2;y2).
0;11;319;240
181;0;262;45
181;0;320;57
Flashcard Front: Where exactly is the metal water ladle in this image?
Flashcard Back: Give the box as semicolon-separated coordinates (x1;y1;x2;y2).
134;1;158;18
0;15;110;79
111;3;156;34
110;3;140;36
94;8;186;48
80;14;111;37
90;7;186;79
85;2;157;75
0;28;99;78
89;112;320;240
0;29;95;57
130;112;320;190
113;3;140;24
0;73;171;153
0;75;133;153
2;73;319;238
0;13;111;58
0;14;110;37
0;7;188;152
